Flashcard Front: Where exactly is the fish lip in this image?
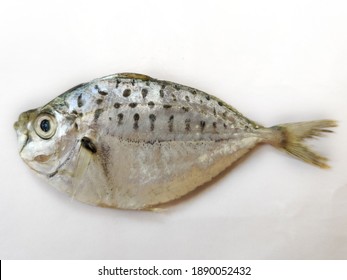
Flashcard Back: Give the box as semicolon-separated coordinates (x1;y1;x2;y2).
13;120;20;131
14;112;31;153
18;134;29;154
14;121;29;154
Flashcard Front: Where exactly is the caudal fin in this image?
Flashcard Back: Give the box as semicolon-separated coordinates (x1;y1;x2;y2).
272;120;337;168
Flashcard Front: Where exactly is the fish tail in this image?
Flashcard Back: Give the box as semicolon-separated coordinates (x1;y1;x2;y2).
269;120;337;168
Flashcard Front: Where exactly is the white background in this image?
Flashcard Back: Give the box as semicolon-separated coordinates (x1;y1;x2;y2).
0;0;346;259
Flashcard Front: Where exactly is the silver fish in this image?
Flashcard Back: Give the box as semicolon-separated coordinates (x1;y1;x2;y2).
14;73;337;210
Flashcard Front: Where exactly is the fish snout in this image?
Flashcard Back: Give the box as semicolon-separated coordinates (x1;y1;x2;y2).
14;109;37;131
14;109;36;153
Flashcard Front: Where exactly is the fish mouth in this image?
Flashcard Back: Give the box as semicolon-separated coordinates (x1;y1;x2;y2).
15;130;29;153
14;119;26;153
13;120;20;131
14;110;35;153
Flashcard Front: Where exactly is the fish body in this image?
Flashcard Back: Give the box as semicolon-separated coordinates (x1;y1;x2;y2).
14;73;337;210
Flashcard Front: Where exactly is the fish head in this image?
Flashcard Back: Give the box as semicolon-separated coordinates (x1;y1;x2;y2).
14;100;78;177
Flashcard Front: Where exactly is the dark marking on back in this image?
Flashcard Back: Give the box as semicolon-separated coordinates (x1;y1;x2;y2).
133;113;140;129
218;101;223;106
213;122;217;129
191;90;197;95
94;109;103;121
168;115;174;132
81;137;97;154
174;84;180;90
96;99;103;105
185;119;191;131
123;89;131;97
114;102;121;109
129;103;138;108
65;114;76;122
148;101;155;108
205;94;210;100
74;123;78;130
200;120;206;132
222;111;228;118
117;113;123;125
160;89;164;98
141;88;148;98
163;104;172;109
213;107;217;117
116;79;120;88
224;123;227;129
95;85;108;95
182;106;189;112
185;96;190;102
131;79;135;86
149;114;156;131
172;94;177;102
77;93;84;107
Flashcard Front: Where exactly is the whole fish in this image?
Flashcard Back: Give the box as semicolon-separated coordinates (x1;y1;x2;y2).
14;73;337;210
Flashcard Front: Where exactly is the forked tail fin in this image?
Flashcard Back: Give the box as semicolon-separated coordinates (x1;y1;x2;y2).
271;120;337;168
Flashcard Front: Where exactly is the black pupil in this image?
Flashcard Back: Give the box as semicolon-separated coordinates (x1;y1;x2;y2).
40;119;51;133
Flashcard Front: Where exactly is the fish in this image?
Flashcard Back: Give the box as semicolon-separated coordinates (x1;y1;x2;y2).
14;73;337;210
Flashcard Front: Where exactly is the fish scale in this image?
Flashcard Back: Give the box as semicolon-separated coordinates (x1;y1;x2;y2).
66;74;254;144
14;73;337;210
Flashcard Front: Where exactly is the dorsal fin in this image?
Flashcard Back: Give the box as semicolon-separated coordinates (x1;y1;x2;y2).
116;73;152;81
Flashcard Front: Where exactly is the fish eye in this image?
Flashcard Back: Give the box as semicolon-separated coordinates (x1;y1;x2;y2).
34;113;57;139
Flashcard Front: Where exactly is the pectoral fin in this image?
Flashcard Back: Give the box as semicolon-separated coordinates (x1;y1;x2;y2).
71;137;95;199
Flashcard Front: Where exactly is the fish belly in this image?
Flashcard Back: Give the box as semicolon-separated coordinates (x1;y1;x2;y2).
68;136;260;209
